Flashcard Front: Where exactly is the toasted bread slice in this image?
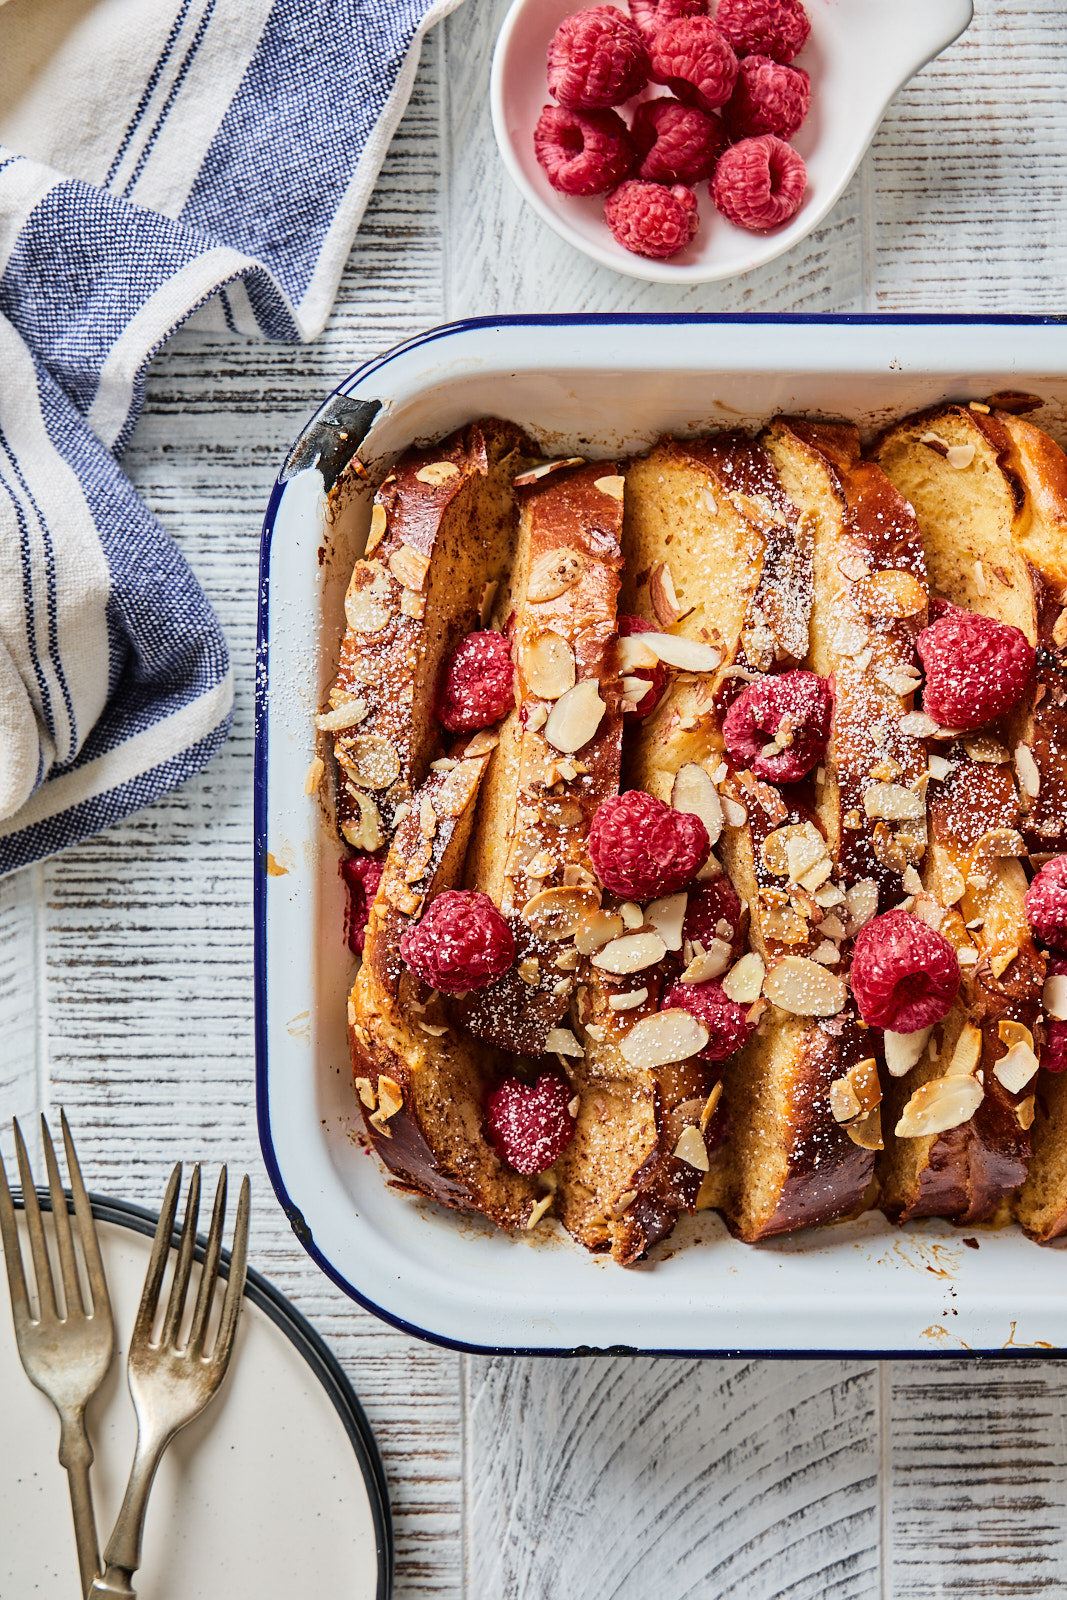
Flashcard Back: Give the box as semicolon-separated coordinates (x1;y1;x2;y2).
460;462;625;1056
872;407;1046;1223
350;745;542;1228
328;419;532;853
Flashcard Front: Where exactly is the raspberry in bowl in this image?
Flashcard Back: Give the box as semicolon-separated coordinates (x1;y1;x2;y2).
490;0;974;284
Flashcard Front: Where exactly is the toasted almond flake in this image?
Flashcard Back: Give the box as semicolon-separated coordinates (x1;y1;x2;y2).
884;1026;934;1077
592;931;667;975
813;882;846;909
514;457;585;487
921;430;950;453
584;1023;607;1042
855;569;927;620
377;1076;403;1119
608;987;649;1012
991;946;1019;980
552;978;572;997
1053;608;1067;649
787;829;829;882
681;939;732;983
901;865;923;895
354;1076;376;1109
518;958;540;986
639;633;721;673
461;730;499;763
1017;1095;1036;1130
617;634;658;672
593;473;625;501
574;909;625;954
388;543;431;591
523;851;555;881
526;545;586;603
523;703;548;734
1043;975;1067;1020
340;790;384;852
367;1110;392;1138
304;757;325;795
619;900;644;930
1000;1019;1035;1052
525;1194;554;1230
948;443;976;470
316;697;368;733
620;675;651;701
847;1058;882;1115
345;563;393;633
820;914;846;942
650;562;682;626
341;733;401;791
699;1081;723;1133
928;754;953;781
696;851;724;883
764;956;847;1017
844;878;879;932
546;1027;584;1057
670;763;724;848
811;940;840;965
544;678;605;754
365;502;389;554
1015;743;1041;798
419;1022;449;1038
555;948;581;972
524;632;577;701
946;1022;983;1079
829;1078;861;1124
848;1107;884;1150
969;401;991;414
522;884;602;941
896;1074;984;1138
911;894;946;931
721;795;748;828
994;1039;1040;1093
963;735;1008;764
831;617;869;656
415;461;459;485
863;782;925;822
958;946;979;966
621;1009;709;1068
938;860;966;907
900;710;939;738
645;892;687;951
673;1124;709;1172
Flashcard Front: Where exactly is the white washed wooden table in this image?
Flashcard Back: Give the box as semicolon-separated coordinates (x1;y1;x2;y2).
3;2;1067;1595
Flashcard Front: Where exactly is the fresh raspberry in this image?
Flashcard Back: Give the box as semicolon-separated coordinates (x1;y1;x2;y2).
534;105;635;195
400;890;515;994
721;670;831;782
628;0;706;47
589;790;709;899
340;855;382;956
850;910;960;1033
1026;857;1067;953
661;979;754;1060
437;630;515;733
711;134;806;230
1044;1023;1067;1074
724;54;810;139
605;179;699;259
630;96;728;183
547;7;650;109
916;611;1034;733
682;877;745;960
714;0;811;64
487;1070;575;1174
619;614;670;718
649;17;739;111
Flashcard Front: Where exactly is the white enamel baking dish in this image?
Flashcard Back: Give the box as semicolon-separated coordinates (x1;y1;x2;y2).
256;314;1067;1356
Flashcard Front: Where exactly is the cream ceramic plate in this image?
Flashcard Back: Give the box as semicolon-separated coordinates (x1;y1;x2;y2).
0;1196;390;1599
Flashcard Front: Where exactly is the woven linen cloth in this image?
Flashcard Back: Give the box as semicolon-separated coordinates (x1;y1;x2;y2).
0;0;461;875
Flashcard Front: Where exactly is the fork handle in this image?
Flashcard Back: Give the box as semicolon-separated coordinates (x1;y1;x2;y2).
87;1428;169;1599
57;1409;102;1600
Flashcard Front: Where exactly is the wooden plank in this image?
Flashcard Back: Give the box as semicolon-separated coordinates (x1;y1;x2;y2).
465;1357;881;1599
0;864;40;1121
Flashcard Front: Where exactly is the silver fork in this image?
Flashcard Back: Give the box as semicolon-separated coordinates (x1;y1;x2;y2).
88;1161;250;1600
0;1112;114;1598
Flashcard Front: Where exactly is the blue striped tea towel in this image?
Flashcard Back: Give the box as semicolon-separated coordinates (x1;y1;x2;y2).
0;0;462;876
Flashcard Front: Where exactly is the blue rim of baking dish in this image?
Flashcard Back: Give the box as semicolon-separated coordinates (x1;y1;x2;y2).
254;312;1067;1360
14;1188;394;1597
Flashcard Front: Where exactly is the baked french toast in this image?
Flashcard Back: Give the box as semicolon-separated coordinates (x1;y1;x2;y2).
331;405;1067;1264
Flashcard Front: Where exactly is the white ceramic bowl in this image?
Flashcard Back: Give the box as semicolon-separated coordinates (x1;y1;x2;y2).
490;0;974;284
257;313;1067;1357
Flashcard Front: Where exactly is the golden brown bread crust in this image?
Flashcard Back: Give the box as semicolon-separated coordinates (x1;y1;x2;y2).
328;419;531;853
461;462;625;1056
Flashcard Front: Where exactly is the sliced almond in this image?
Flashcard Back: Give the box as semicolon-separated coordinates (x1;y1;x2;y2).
365;502;388;554
721;795;748;828
304;757;325;795
1043;975;1067;1021
854;570;926;620
990;946;1019;981
377;1076;404;1119
1015;743;1041;798
671;764;723;848
911;895;946;932
843;879;879;933
947;443;976;470
722;952;765;1004
592;932;667;975
608;988;649;1012
316;697;368;732
896;1075;984;1138
680;939;732;983
525;1195;554;1230
830;616;869;656
863;783;925;822
699;1081;723;1133
619;901;644;930
994;1039;1039;1093
884;1026;934;1078
554;947;580;971
928;754;953;781
966;828;1026;880
388;543;431;591
945;1022;983;1079
514;457;585;487
940;861;967;907
620;1009;710;1068
527;545;586;604
650;563;682;627
877;668;923;698
522;885;602;941
354;1076;376;1110
518;957;540;986
414;461;459;486
673;1124;709;1172
400;590;426;619
764;956;847;1017
829;1078;861;1124
546;1027;584;1057
464;728;500;760
574;909;625;955
617;634;658;672
761;820;822;879
345;563;393;634
367;1110;392;1138
639;633;721;673
900;710;939;738
524;632;576;701
1053;608;1067;650
847;1106;884;1150
340;790;384;852
594;474;625;501
418;1022;449;1038
1017;1094;1036;1130
645;893;687;952
544;679;605;753
340;734;401;791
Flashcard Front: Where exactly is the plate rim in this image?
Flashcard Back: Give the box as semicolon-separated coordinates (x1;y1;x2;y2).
11;1188;394;1598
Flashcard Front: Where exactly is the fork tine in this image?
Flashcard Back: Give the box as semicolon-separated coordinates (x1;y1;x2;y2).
0;1145;30;1330
188;1167;227;1358
40;1114;83;1319
211;1174;250;1367
61;1109;111;1324
161;1163;201;1348
13;1118;56;1321
134;1162;182;1339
